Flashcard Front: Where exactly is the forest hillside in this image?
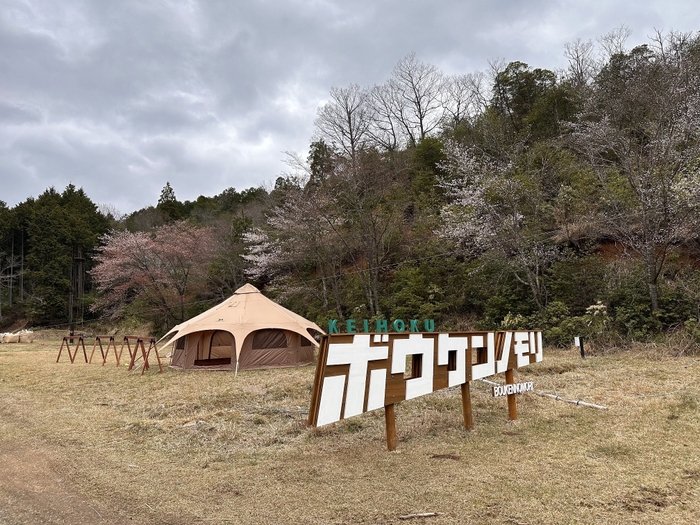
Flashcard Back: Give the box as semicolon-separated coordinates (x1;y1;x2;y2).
3;29;700;348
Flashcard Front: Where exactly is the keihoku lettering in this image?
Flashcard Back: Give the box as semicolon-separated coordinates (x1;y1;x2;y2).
309;330;542;427
328;318;435;334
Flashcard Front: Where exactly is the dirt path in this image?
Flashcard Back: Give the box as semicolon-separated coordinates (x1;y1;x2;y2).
0;442;124;525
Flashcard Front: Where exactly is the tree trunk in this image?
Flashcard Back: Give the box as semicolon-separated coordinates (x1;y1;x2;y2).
365;278;376;316
371;268;381;315
648;281;660;314
320;275;329;312
644;247;660;313
331;273;343;317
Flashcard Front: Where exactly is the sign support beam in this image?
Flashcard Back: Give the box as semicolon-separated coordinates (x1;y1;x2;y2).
461;381;473;430
505;369;518;420
385;404;397;451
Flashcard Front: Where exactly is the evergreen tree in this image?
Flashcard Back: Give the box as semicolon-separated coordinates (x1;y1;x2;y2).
156;181;184;222
20;185;109;324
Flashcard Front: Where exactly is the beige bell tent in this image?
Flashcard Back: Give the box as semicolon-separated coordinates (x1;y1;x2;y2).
159;284;324;372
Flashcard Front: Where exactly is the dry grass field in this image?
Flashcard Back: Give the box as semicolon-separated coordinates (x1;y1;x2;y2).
2;336;700;524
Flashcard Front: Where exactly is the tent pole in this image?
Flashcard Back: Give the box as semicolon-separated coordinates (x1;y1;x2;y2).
235;359;239;377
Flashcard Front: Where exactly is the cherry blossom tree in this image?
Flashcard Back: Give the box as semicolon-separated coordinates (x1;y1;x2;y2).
245;148;406;318
90;221;215;328
570;31;700;312
439;141;559;311
243;186;348;316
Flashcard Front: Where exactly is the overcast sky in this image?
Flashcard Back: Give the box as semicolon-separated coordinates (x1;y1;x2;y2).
1;0;699;214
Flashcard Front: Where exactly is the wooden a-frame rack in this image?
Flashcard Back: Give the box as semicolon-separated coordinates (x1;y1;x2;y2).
56;334;88;364
89;335;119;365
57;335;163;375
120;336;163;375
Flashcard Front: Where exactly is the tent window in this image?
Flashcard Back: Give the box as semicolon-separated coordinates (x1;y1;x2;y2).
300;336;312;347
175;337;185;350
252;329;288;349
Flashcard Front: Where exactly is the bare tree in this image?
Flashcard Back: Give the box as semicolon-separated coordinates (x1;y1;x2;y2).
246;148;407;317
598;24;632;58
317;54;464;153
207;215;253;299
388;53;446;146
364;54;447;150
564;38;598;86
441;72;490;127
367;83;402;151
244;180;348;317
329;150;406;315
0;252;21;320
314;84;371;163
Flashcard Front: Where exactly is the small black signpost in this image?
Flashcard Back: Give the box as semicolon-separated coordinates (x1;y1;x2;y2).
575;336;585;359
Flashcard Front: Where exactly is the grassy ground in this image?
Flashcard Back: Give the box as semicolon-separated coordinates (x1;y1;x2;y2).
1;338;700;524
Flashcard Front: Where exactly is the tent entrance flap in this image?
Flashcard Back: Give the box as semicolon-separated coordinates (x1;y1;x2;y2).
192;330;234;368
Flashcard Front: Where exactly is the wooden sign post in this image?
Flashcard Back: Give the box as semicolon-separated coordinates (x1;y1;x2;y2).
385;404;397;451
461;382;473;430
505;368;518;420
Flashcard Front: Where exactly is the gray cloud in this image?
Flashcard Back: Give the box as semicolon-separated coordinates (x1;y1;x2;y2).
1;0;699;213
